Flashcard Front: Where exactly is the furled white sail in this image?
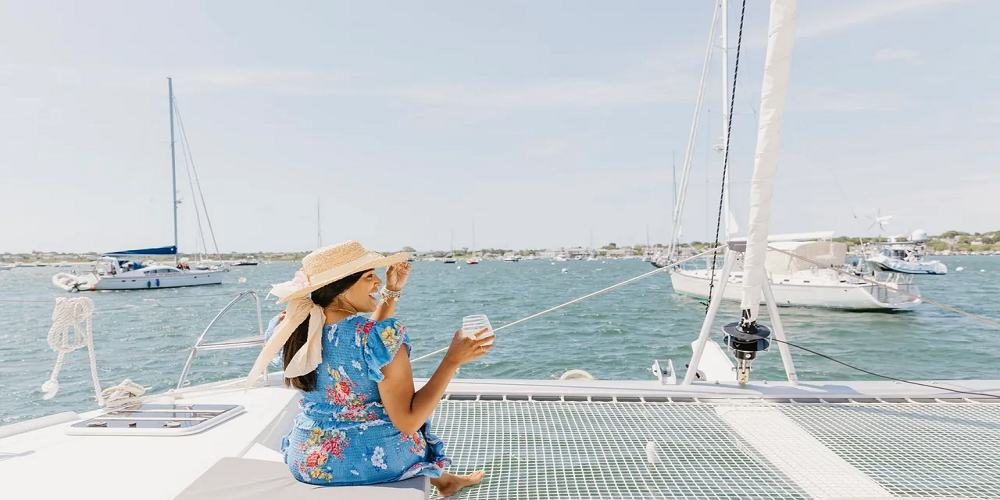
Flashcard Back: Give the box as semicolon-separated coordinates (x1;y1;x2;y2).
739;0;798;322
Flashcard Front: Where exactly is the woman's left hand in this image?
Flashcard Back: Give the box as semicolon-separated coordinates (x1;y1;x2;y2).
385;262;411;291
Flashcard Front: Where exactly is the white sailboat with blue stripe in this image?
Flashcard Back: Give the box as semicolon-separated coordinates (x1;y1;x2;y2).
51;79;226;292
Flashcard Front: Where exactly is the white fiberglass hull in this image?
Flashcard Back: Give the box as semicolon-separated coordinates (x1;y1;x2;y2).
866;255;947;275
669;268;920;310
95;270;224;290
53;268;225;291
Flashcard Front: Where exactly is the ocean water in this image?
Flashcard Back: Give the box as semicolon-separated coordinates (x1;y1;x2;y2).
1;256;998;424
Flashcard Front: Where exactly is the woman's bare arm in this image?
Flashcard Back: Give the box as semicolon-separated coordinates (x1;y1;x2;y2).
372;263;408;321
370;295;397;322
378;329;492;435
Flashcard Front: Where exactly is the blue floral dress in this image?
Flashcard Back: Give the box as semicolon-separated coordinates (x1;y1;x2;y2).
264;313;451;485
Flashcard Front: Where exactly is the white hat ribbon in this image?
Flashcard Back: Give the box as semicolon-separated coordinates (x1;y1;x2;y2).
245;296;326;390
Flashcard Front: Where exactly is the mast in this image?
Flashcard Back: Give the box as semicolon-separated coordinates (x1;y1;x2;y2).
317;199;322;247
672;150;677;210
471;217;476;255
720;0;734;239
667;2;720;260
168;78;179;265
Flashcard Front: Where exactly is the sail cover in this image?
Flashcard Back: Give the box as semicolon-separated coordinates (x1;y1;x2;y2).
740;0;798;322
106;245;177;256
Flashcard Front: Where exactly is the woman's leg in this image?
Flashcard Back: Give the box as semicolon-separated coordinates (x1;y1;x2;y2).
430;471;485;497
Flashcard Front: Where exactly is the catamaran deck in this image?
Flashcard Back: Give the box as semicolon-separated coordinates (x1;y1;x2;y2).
2;375;998;499
433;382;1000;499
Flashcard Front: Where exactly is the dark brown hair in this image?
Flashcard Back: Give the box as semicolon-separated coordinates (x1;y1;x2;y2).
283;269;370;391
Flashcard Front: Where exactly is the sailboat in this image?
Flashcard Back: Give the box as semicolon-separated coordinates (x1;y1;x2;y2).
466;218;480;265
51;79;226;291
442;230;457;263
662;1;918;310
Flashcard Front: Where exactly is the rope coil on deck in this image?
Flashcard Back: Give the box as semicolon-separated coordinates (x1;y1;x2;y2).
40;297;148;407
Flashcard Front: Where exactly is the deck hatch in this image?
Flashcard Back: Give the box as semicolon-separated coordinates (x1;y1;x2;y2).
66;404;244;437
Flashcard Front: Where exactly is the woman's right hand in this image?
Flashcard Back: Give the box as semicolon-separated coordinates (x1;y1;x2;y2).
443;328;493;368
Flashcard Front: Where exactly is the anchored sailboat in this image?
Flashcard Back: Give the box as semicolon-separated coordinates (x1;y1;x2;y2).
465;217;480;264
662;0;918;310
51;79;226;291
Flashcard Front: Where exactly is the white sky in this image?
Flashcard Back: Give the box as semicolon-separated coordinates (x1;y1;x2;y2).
1;0;996;253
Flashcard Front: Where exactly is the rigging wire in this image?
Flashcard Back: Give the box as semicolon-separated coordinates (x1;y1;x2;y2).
410;246;725;363
172;96;222;259
706;0;748;311
175;98;209;260
771;337;1000;400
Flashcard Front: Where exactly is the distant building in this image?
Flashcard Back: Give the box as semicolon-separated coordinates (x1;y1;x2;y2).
604;248;636;258
565;247;593;258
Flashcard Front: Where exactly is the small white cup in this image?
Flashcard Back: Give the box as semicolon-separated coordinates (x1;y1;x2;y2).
462;314;494;346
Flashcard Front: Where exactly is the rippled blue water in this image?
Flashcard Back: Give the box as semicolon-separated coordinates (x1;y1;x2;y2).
2;256;998;424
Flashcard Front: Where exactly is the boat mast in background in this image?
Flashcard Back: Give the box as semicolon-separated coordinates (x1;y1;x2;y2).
720;0;733;240
672;150;677;215
666;1;720;261
168;78;179;266
317;199;322;248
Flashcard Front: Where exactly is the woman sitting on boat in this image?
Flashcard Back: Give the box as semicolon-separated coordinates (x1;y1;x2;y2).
247;241;491;496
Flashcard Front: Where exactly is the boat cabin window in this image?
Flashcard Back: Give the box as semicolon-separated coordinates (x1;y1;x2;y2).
144;268;180;275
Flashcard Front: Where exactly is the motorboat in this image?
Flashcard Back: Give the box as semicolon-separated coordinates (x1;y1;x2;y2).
864;231;947;275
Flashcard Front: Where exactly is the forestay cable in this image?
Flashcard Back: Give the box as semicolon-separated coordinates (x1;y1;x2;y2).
410;246;724;363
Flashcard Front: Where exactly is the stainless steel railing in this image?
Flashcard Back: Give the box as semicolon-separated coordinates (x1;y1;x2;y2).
176;290;266;389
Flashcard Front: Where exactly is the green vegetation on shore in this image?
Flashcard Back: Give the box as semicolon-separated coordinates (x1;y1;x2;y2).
4;230;999;263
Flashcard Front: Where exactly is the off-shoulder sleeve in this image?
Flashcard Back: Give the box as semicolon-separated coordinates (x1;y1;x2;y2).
362;318;412;382
263;312;285;367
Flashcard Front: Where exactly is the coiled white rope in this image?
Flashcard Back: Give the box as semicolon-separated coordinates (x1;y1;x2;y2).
41;297;102;403
40;297;148;407
100;379;148;408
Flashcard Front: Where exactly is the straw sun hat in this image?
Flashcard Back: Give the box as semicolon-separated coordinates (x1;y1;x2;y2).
247;241;408;389
270;241;409;304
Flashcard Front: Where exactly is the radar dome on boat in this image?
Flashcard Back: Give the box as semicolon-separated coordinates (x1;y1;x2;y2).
911;229;929;242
